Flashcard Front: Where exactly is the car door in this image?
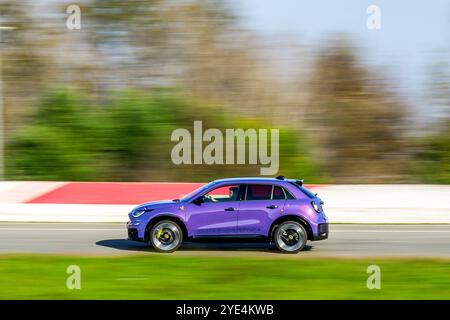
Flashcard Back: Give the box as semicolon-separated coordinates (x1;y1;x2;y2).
238;184;286;236
184;184;243;237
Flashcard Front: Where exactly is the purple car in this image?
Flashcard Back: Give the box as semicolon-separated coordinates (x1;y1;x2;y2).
126;176;328;253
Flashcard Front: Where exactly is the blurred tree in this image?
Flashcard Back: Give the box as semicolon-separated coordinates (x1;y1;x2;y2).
427;50;450;116
7;88;324;182
82;0;171;89
0;1;51;132
167;1;296;123
4;1;430;184
6;90;100;180
306;38;410;183
415;120;450;183
415;51;450;183
79;0;293;122
2;0;324;182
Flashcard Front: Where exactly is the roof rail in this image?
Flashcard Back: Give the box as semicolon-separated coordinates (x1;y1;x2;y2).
275;175;285;180
295;179;304;186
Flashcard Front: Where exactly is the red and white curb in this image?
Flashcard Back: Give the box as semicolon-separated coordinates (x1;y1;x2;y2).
0;182;449;223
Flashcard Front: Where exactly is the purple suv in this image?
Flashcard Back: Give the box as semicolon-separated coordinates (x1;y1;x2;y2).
127;176;328;253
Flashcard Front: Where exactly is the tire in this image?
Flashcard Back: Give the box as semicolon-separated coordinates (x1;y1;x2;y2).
274;221;307;254
150;220;183;253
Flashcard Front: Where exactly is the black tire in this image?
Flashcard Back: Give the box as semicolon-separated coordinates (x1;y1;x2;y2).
150;220;183;253
274;221;307;254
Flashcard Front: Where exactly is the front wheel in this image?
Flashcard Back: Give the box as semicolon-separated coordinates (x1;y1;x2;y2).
274;221;307;253
150;220;183;253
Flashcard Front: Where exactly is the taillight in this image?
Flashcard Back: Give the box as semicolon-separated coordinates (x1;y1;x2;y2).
311;201;321;213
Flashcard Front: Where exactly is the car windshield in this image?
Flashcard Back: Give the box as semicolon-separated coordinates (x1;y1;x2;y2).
179;182;215;202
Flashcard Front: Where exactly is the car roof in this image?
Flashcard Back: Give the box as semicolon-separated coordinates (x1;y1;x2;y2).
212;177;292;184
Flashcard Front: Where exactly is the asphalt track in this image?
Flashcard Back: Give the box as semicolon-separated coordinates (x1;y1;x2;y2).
0;223;449;258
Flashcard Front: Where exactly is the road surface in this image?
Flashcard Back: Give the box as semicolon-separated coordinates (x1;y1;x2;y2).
0;223;449;258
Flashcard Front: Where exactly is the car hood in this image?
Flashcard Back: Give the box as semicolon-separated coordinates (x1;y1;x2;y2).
134;200;176;211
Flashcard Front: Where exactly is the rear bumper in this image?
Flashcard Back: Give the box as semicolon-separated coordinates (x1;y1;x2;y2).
313;223;329;240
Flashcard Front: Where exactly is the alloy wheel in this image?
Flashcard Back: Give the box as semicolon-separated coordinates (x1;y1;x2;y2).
151;221;182;252
275;222;306;253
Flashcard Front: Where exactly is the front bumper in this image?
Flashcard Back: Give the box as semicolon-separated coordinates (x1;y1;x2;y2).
128;228;142;241
313;223;329;240
127;221;144;241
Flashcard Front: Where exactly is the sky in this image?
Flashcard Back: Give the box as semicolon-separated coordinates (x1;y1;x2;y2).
235;0;450;121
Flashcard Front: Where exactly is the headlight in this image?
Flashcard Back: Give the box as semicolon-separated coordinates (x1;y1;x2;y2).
311;201;321;213
131;208;152;218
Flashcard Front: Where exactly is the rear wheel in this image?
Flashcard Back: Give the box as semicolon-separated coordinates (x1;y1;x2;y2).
274;221;307;253
150;220;183;253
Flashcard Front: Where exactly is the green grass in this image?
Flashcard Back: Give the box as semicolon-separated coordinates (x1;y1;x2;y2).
0;254;449;299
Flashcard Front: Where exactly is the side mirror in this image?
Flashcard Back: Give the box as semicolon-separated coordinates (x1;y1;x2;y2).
193;197;204;206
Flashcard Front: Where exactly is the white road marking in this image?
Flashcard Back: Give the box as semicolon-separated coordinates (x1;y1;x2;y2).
0;228;123;231
0;227;449;233
332;230;450;233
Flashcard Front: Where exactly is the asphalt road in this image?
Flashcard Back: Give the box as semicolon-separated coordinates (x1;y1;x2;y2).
0;223;449;258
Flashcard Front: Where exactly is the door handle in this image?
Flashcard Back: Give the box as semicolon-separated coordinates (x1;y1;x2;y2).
266;205;278;209
224;207;235;211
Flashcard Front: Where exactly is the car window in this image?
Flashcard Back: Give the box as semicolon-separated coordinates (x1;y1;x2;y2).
289;182;315;199
246;184;272;200
203;185;240;203
285;189;295;199
272;186;286;200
